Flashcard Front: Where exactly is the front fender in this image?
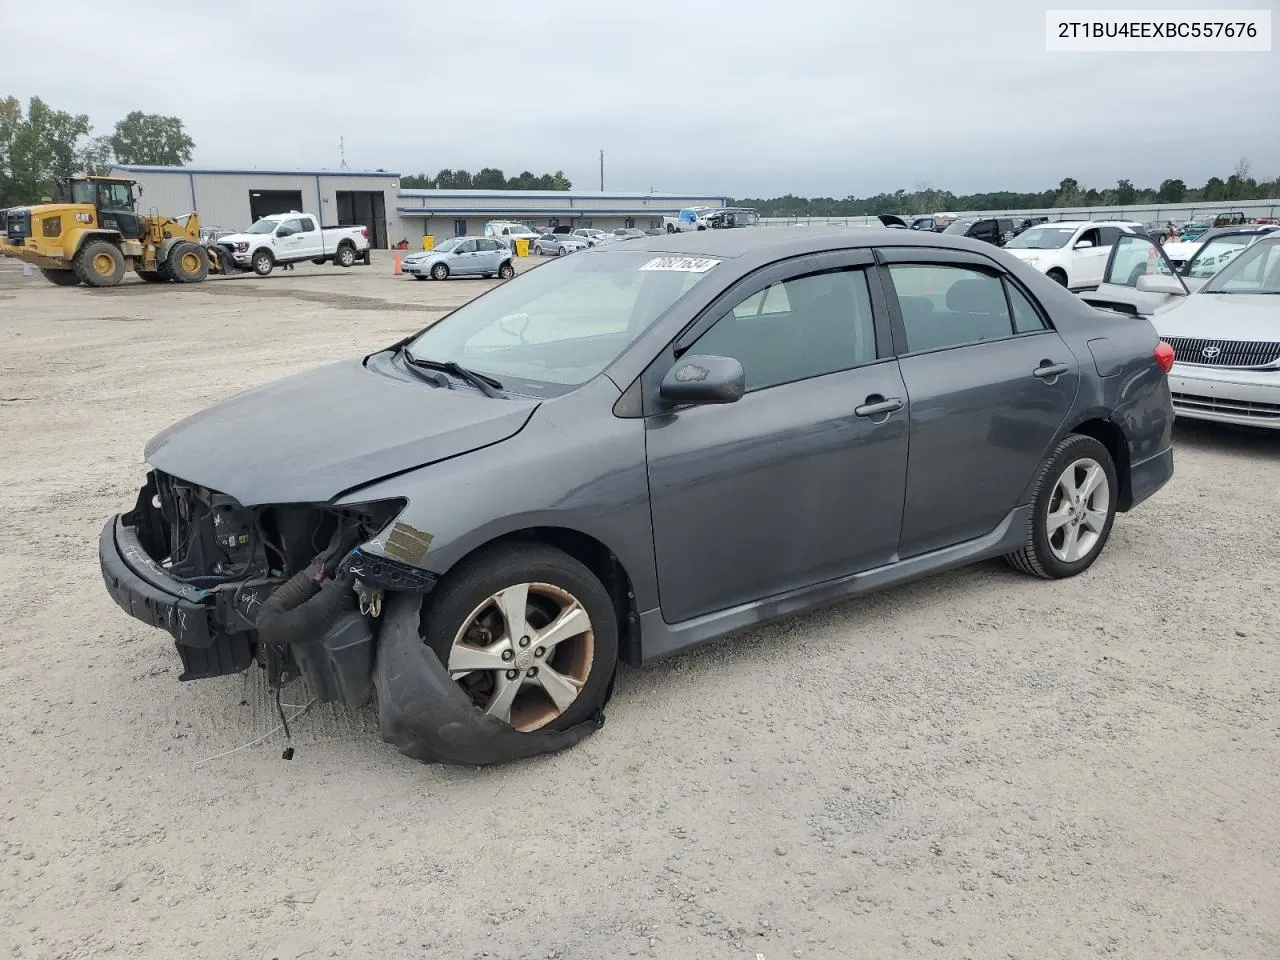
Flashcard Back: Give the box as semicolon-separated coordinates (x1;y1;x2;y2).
334;378;659;609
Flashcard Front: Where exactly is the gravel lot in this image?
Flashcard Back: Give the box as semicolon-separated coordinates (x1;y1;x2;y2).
2;251;1278;960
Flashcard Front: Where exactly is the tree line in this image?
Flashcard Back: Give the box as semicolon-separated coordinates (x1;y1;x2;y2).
732;160;1280;218
401;169;572;191
0;95;194;207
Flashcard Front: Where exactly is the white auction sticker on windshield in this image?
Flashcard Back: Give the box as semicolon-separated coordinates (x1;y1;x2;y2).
639;256;721;273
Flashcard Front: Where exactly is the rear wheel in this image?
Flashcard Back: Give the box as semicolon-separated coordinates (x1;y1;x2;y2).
335;244;356;267
498;261;515;280
666;223;676;233
168;242;208;283
1047;268;1068;287
431;263;449;281
40;268;80;286
1005;434;1118;580
421;544;618;733
74;240;126;287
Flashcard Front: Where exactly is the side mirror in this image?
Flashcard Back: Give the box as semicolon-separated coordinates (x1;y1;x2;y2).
1074;240;1094;249
659;355;745;406
1136;274;1187;296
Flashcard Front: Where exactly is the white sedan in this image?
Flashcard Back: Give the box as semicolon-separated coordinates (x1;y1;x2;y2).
1083;233;1280;430
533;234;589;257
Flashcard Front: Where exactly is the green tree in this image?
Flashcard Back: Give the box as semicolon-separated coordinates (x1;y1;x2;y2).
1202;176;1226;201
1114;178;1137;205
451;169;473;189
1055;177;1080;206
2;96;100;205
401;172;433;188
1156;178;1186;202
109;111;194;165
473;167;506;189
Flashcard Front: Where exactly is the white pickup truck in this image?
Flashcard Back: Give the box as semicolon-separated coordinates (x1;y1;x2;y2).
214;211;372;276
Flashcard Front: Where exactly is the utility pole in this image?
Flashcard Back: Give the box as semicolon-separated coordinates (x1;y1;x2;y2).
599;149;604;191
339;136;348;169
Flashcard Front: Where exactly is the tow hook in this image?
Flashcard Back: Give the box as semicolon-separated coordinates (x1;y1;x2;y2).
355;579;383;618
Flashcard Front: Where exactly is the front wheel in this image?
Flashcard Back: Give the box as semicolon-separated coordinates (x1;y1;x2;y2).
431;263;450;281
420;544;619;733
168;241;208;283
498;261;514;280
335;244;357;268
1046;268;1068;288
251;249;274;276
1005;434;1118;579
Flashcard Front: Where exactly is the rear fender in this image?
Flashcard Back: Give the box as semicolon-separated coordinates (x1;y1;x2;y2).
70;229;123;258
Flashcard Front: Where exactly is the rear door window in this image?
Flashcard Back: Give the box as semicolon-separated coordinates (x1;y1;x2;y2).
887;263;1044;353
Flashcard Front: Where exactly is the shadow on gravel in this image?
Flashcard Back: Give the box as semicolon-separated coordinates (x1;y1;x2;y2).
1173;420;1280;459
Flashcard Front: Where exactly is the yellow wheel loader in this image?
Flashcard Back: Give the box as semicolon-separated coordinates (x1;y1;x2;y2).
0;175;239;288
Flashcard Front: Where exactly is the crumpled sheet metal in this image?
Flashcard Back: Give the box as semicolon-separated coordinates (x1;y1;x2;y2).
373;592;604;766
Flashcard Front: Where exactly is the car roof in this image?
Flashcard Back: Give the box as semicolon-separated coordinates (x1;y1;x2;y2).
605;225;1007;261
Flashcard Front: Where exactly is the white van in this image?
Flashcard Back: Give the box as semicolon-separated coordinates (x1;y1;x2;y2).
484;221;541;249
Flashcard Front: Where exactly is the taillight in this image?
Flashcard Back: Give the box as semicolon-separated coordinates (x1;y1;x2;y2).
1154;341;1175;374
361;227;368;238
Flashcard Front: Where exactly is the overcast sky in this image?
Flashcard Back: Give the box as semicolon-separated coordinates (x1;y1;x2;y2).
6;0;1278;197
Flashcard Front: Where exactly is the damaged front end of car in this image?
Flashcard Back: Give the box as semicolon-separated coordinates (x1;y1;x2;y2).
99;469;605;764
99;469;412;708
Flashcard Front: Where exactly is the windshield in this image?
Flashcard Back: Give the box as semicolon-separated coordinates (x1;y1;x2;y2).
1186;235;1261;278
246;219;278;234
1202;239;1280;294
403;251;718;396
941;220;975;235
434;238;462;253
1006;226;1076;249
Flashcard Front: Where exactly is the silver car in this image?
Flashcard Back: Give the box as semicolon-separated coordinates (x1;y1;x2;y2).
402;237;515;281
1084;232;1280;430
533;234;588;257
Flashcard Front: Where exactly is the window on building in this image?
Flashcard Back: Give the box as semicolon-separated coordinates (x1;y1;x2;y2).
578;218;593;228
549;217;560;228
650;218;663;229
454;219;467;237
624;217;636;229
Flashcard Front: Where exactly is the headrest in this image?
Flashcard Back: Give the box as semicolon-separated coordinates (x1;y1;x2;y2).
945;277;1005;313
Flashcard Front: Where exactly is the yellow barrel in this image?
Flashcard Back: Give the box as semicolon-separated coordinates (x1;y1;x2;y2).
515;238;530;257
422;235;434;250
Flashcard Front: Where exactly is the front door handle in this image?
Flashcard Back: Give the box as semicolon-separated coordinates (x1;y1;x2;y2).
854;395;905;418
1033;361;1071;379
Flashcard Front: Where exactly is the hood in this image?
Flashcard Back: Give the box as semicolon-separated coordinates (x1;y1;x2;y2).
144;356;539;506
878;215;908;228
216;231;256;245
1153;292;1280;342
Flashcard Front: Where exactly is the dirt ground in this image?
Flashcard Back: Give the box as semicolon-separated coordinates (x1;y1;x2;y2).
1;251;1278;960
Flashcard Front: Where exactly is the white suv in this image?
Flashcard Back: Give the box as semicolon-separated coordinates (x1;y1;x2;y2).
1003;220;1147;290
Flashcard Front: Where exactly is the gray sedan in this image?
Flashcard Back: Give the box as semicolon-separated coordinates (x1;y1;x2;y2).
402;236;515;280
98;229;1175;765
533;234;588;257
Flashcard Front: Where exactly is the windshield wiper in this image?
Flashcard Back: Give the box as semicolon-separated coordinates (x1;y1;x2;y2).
402;347;504;397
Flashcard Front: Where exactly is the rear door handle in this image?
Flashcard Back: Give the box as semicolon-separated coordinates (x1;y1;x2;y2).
1033;362;1071;379
854;396;905;418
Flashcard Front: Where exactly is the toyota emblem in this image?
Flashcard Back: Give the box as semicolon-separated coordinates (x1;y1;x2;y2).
1201;345;1222;359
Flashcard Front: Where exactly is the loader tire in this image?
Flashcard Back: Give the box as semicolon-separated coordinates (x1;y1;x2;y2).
74;240;126;287
168;242;209;283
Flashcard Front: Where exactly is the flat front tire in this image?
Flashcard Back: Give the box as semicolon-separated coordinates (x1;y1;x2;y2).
420;544;619;734
1005;434;1118;579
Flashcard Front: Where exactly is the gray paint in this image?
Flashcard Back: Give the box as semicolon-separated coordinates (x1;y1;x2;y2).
140;227;1175;664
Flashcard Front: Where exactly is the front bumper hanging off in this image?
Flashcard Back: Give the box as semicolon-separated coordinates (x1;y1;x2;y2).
99;518;607;765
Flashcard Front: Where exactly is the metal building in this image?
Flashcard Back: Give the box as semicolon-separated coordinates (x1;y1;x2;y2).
393;189;732;246
108;165;401;249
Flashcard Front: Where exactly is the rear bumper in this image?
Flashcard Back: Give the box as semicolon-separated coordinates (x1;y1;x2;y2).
1126;445;1174;511
98;517;252;679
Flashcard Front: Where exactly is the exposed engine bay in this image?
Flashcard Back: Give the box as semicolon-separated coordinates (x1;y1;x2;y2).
123;470;403;706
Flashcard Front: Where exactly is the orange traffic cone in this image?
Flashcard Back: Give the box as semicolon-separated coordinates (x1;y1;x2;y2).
393;254;402;275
